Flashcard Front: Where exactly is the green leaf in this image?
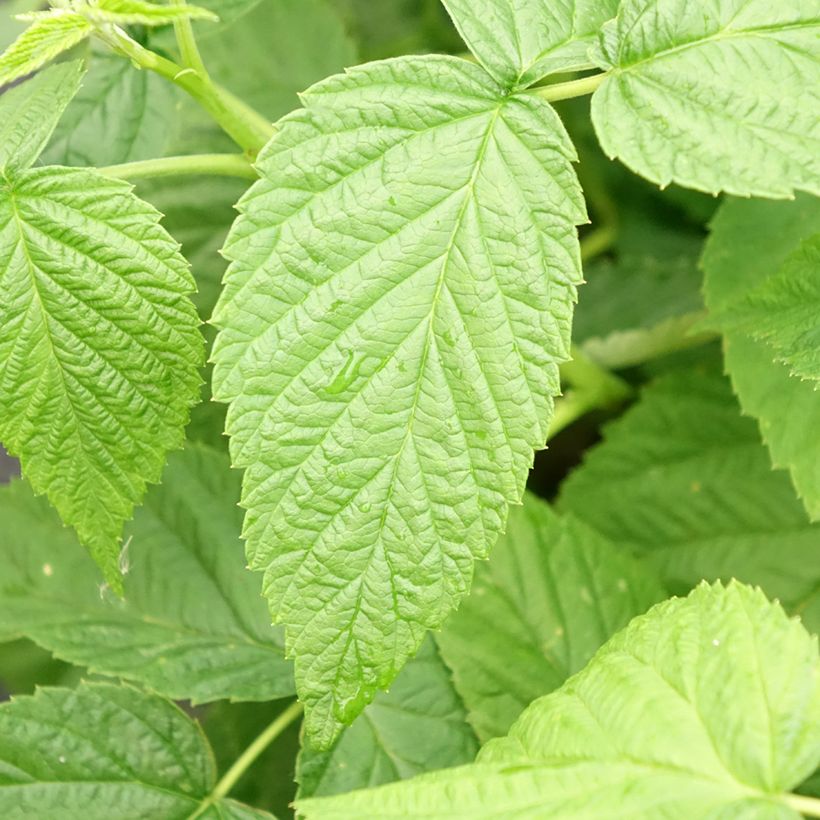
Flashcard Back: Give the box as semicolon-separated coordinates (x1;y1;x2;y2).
0;445;294;702
718;234;820;384
0;12;92;87
437;494;666;741
297;636;478;798
0;0;41;52
41;47;178;168
21;0;218;26
441;0;619;88
0;682;275;819
211;55;585;747
0;166;204;587
0;61;84;171
559;370;820;633
299;582;820;819
590;0;820;196
702;195;820;520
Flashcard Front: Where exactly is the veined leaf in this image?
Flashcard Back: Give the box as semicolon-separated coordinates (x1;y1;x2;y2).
0;12;92;87
41;47;178;168
702;196;820;520
0;445;294;702
299;582;820;819
441;0;619;88
0;61;84;171
437;494;666;741
0;166;203;587
559;370;820;633
590;0;820;196
718;234;820;384
0;683;275;819
297;636;477;799
212;55;585;746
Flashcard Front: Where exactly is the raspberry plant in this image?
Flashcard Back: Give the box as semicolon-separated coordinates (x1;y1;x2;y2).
0;0;818;817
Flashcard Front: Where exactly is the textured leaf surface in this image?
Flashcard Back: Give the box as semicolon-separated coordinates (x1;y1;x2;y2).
0;445;294;702
441;0;619;87
718;234;820;384
0;61;84;170
590;0;820;196
299;582;820;819
437;494;666;741
0;166;203;586
559;371;820;633
0;12;92;87
298;636;477;798
703;196;820;520
46;0;218;26
212;55;585;746
41;47;178;168
0;683;274;819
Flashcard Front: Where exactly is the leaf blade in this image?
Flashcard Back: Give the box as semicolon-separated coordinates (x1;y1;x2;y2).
590;0;820;196
441;0;619;87
212;55;585;746
0;166;204;586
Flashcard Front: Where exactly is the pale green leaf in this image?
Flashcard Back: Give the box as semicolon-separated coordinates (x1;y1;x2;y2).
299;582;820;819
0;60;83;171
702;195;820;520
0;683;275;819
0;445;294;702
0;12;92;87
0;0;40;52
718;234;820;384
590;0;820;196
212;55;585;747
41;47;178;168
437;494;666;741
0;166;204;587
441;0;619;87
559;370;820;632
21;0;218;26
297;636;478;798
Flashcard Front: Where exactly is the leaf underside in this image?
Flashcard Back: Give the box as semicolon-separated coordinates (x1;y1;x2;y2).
212;55;585;746
0;166;203;586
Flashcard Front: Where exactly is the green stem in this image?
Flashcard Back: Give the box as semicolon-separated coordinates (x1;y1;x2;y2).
97;26;273;156
172;0;210;78
99;153;257;181
784;793;820;818
189;700;303;819
550;345;633;439
580;222;616;263
531;72;607;102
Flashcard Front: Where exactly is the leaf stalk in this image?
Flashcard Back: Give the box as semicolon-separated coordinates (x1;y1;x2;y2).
99;153;257;181
531;72;607;102
98;26;273;157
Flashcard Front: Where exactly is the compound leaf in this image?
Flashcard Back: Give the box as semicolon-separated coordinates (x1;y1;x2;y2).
718;234;820;384
590;0;820;196
441;0;619;88
437;494;666;741
0;60;84;171
0;166;203;588
0;445;294;703
297;636;477;799
702;195;820;520
41;46;178;168
0;682;275;819
212;55;585;746
299;582;820;819
559;371;820;633
0;12;92;87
